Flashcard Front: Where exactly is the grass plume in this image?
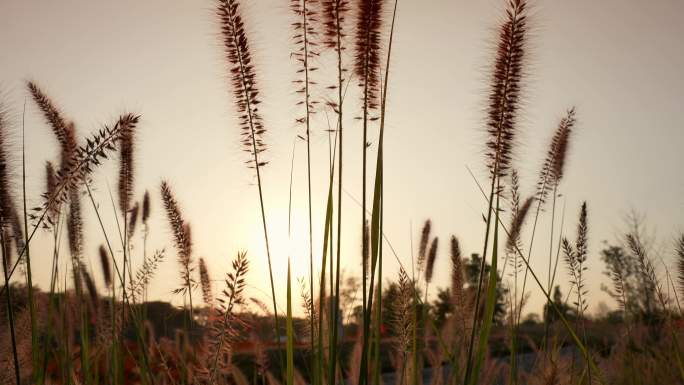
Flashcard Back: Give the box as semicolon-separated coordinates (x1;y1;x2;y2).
142;190;151;225
99;244;112;288
354;0;385;111
26;81;72;150
38;114;139;227
118;119;135;215
418;219;432;272
208;251;249;382
425;237;439;284
484;0;527;179
199;257;214;306
160;181;195;308
0;95;22;385
562;202;589;316
537;108;576;204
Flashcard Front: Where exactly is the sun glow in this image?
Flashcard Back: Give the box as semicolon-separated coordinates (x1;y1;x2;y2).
246;204;319;295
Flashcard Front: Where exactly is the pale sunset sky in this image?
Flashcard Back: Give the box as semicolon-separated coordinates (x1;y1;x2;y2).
1;0;683;317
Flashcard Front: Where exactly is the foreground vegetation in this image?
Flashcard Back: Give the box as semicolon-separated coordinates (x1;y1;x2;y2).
1;0;683;384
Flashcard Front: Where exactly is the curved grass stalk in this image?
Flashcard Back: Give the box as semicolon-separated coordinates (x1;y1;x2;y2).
468;184;500;385
359;1;397;383
466;167;606;383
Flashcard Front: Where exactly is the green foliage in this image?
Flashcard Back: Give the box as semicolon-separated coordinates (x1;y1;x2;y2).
543;285;575;324
464;253;508;324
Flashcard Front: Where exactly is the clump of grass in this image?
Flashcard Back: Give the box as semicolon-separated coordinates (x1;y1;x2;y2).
5;2;684;385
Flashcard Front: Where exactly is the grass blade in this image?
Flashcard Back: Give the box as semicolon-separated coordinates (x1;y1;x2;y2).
469;191;500;385
287;260;294;385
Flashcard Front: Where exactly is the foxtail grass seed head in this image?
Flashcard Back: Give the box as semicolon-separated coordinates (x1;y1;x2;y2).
27;81;71;148
67;190;84;260
209;250;249;381
82;268;99;311
118;122;135;215
27;82;78;176
425;237;439;284
485;0;527;179
45;161;57;198
418;219;432;271
563;202;589;312
576;201;588;264
99;244;112;288
354;0;386;111
322;0;350;51
0;105;15;220
393;267;413;351
537;108;576;204
161;180;195;295
128;201;140;239
9;207;24;258
450;235;465;309
142;190;151;225
217;0;268;169
0;102;20;268
131;249;165;299
506;196;534;253
199;257;213;306
40;113;139;226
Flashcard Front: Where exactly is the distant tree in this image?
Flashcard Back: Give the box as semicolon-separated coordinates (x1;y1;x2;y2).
522;313;541;326
464;253;508;324
543;285;574;324
430;253;508;327
600;242;658;321
340;276;360;324
432;287;453;328
381;280;402;332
